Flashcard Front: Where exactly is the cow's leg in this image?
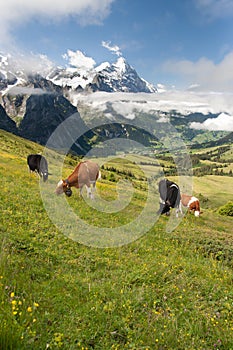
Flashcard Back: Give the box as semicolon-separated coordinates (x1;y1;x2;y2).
157;198;165;214
86;185;94;199
178;201;183;216
80;185;84;197
161;204;171;215
89;180;97;191
91;182;96;198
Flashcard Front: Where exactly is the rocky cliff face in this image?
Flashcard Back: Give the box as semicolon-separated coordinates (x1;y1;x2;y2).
18;93;92;154
0;52;158;154
0;104;18;134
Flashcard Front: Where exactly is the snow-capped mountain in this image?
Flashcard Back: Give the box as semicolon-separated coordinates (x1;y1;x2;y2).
1;51;232;155
0;54;26;93
0;52;54;95
0;52;157;97
0;51;157;153
47;56;157;93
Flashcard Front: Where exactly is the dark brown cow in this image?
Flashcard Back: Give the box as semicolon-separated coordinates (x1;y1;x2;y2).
55;160;101;199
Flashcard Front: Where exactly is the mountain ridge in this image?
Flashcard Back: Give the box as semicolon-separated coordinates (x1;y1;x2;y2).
0;53;157;95
0;52;232;155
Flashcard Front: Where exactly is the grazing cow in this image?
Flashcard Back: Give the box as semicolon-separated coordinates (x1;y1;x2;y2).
180;194;201;217
158;178;181;217
27;154;49;182
55;160;101;199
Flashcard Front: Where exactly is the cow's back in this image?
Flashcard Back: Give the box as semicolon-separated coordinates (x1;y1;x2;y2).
158;179;167;201
27;154;41;171
169;184;180;208
158;178;180;214
181;194;191;206
76;161;99;185
85;161;99;181
39;156;48;172
27;154;48;181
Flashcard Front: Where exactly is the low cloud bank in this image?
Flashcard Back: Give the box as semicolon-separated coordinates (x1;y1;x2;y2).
73;90;233;128
190;112;233;131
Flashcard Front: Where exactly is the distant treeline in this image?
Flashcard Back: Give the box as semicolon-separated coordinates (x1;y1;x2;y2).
193;165;233;177
101;165;146;181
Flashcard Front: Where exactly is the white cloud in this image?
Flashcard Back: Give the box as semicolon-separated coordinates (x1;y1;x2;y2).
0;0;114;47
190;112;233;131
8;86;50;95
163;52;233;92
102;41;122;56
0;52;54;76
196;0;233;19
63;50;96;70
72;90;233;120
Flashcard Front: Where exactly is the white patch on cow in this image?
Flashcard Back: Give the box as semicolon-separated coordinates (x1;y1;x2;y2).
187;196;198;207
194;210;200;217
170;183;179;190
159;197;165;204
57;180;63;186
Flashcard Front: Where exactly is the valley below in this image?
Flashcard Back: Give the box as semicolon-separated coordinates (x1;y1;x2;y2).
0;129;233;349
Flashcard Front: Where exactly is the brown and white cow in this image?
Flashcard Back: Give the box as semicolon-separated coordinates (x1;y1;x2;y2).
180;194;201;217
55;160;101;199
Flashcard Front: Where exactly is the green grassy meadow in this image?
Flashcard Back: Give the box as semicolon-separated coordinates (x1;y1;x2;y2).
1;129;233;349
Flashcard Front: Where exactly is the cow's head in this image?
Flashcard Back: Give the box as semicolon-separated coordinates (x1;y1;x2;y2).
189;199;201;217
42;172;48;182
55;180;73;197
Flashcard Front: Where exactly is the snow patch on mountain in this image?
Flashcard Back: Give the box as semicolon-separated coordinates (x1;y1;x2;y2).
0;52;54;95
0;50;157;94
47;51;157;93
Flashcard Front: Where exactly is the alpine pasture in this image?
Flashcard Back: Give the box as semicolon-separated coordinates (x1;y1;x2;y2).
1;129;233;350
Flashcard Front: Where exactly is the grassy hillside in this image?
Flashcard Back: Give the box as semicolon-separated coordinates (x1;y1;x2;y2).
0;129;233;349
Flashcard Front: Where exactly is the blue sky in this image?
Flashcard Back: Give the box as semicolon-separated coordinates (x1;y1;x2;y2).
1;0;233;91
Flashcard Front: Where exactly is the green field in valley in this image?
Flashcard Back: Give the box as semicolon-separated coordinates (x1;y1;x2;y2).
0;129;233;350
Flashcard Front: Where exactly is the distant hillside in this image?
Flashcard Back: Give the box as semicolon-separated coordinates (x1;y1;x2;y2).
1;127;233;349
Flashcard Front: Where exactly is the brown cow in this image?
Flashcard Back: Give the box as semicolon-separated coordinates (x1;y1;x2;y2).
180;194;201;217
55;160;101;199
